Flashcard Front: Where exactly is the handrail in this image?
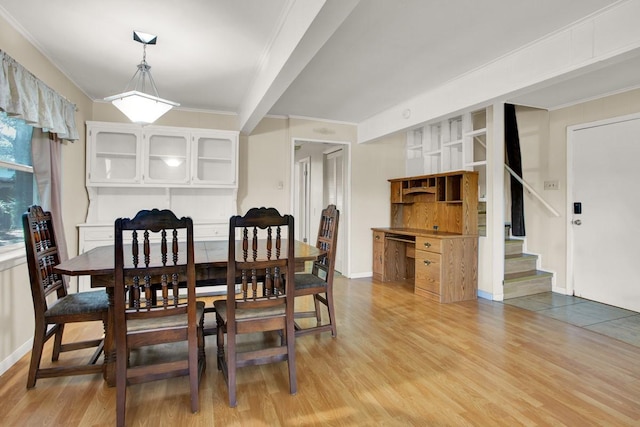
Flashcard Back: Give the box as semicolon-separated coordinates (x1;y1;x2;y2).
504;164;560;217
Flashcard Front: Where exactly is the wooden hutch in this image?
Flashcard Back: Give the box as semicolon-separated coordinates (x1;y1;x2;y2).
372;171;478;303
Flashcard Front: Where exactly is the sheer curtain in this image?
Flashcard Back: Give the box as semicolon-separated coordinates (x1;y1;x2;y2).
1;49;79;264
31;129;68;263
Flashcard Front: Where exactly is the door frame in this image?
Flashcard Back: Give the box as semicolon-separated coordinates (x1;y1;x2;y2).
291;138;351;277
565;111;640;296
294;156;311;243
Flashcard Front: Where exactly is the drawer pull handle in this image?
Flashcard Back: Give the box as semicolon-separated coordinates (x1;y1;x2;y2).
423;260;431;266
424;242;431;248
375;235;380;240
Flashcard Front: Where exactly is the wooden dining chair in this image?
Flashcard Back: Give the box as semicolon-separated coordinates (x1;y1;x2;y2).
114;209;205;427
294;204;339;337
22;205;108;389
214;207;297;407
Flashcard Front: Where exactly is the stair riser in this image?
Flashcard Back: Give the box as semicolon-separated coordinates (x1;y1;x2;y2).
504;276;552;299
505;241;523;256
505;258;537;274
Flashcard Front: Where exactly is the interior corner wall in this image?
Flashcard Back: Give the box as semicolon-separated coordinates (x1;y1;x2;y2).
517;88;640;294
238;117;291;214
350;133;405;276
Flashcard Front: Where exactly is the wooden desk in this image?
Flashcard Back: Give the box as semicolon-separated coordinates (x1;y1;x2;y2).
55;239;321;386
372;228;477;303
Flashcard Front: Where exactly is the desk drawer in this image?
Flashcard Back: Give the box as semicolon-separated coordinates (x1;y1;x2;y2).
416;236;441;253
415;250;441;295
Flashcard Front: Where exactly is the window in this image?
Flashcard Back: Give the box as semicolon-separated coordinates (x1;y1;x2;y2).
0;112;36;248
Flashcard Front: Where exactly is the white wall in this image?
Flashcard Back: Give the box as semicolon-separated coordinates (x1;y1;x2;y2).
517;88;640;293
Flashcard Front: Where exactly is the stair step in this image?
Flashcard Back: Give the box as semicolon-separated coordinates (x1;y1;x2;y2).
505;253;537;274
504;270;553;299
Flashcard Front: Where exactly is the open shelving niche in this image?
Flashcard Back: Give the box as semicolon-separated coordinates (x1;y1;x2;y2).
405;108;487;219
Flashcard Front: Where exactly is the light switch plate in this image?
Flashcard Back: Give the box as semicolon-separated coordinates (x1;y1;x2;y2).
544;180;559;190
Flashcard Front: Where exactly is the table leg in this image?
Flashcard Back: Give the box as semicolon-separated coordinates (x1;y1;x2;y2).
104;287;116;387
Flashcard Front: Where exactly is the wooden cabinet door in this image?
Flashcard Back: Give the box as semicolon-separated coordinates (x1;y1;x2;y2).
372;231;384;281
390;181;403;203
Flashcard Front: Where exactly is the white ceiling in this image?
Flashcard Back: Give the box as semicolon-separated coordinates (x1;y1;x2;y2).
0;0;635;134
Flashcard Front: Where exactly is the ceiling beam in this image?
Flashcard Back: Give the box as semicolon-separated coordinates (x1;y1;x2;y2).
238;0;360;134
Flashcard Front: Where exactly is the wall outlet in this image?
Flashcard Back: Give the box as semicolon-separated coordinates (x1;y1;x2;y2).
544;180;559;190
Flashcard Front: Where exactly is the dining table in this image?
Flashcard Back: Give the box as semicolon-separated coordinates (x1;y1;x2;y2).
54;239;322;386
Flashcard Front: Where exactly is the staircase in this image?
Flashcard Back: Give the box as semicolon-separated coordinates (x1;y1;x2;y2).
503;226;553;299
477;204;553;298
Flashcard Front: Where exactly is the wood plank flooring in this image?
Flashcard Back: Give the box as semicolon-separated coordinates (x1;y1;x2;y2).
2;276;640;426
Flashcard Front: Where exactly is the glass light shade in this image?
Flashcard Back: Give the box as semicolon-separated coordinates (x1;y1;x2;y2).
105;91;179;124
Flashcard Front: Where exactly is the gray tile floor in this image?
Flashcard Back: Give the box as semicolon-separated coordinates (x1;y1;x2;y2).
502;292;640;348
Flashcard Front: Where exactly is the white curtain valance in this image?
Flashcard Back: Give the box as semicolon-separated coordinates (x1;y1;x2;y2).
0;50;79;141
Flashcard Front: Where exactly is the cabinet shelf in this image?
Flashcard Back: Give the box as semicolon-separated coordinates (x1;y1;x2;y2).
149;154;187;160
464;128;487;137
465;160;487;167
443;139;463;147
96;151;136;159
198;156;232;162
403;187;436;195
424;150;441;156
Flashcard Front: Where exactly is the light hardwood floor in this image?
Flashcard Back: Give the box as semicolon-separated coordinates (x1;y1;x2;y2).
2;276;640;426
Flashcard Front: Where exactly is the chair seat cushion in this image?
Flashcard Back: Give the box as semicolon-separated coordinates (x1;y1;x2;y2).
45;290;109;318
127;301;205;332
213;300;285;323
294;273;328;290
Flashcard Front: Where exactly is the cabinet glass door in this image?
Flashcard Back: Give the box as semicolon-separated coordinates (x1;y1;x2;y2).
92;130;140;183
145;132;189;183
193;135;235;184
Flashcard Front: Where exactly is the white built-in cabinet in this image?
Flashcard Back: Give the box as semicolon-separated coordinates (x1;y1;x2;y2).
406;109;487;200
86;121;237;187
78;121;239;291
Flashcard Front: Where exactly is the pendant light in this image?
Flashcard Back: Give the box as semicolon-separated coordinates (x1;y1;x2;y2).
104;31;179;124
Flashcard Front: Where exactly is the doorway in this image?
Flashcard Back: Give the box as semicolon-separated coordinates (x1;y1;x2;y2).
292;139;349;276
568;113;640;312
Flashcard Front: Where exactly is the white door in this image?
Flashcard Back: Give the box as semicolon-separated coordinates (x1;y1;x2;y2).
325;149;345;273
571;115;640;312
